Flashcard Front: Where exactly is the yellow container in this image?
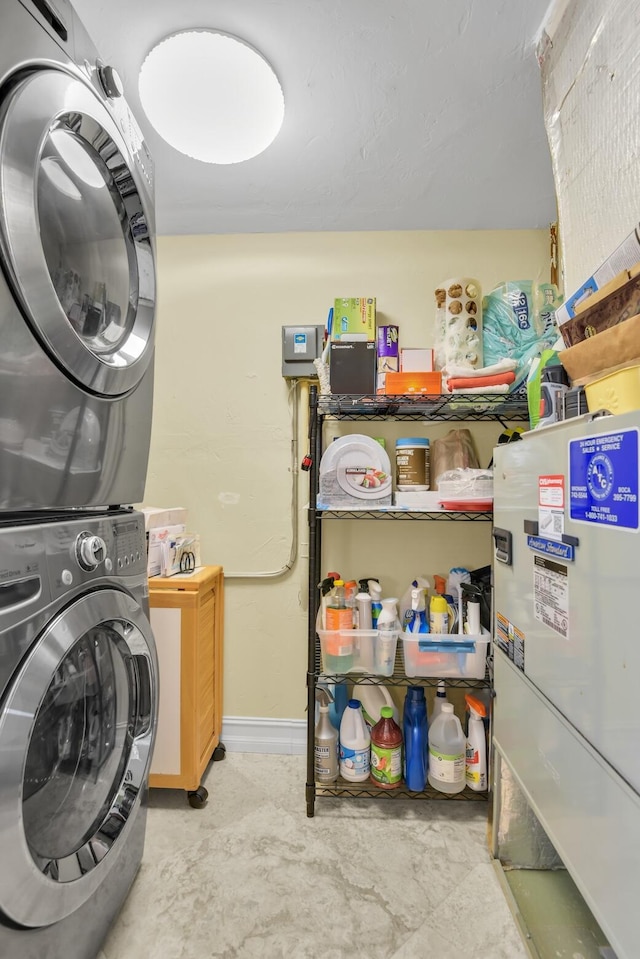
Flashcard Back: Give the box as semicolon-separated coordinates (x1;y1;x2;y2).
585;364;640;415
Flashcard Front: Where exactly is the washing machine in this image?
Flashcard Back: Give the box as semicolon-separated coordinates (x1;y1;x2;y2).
0;0;156;511
0;508;158;958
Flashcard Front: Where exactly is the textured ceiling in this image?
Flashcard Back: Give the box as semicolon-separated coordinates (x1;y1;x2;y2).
73;0;557;236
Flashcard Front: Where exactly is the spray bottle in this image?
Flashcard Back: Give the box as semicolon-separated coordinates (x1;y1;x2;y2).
464;693;487;792
368;580;383;630
376;597;399;674
314;689;339;783
404;587;429;634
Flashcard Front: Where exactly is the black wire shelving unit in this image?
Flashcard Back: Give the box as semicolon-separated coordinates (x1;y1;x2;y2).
305;385;526;817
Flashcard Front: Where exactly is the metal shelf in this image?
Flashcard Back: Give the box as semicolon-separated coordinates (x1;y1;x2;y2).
311;638;492;689
315;508;492;521
317;391;529;422
314;781;489;802
305;383;496;816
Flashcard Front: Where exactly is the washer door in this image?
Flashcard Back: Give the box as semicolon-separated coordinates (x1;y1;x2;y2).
0;69;155;397
0;588;157;928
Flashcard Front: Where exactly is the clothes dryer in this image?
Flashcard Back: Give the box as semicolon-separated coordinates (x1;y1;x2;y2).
0;508;157;958
0;0;156;511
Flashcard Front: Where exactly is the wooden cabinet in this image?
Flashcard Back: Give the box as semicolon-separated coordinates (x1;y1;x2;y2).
148;566;224;803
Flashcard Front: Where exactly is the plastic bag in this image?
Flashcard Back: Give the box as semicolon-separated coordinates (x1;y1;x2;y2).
482;282;562;390
430;429;480;488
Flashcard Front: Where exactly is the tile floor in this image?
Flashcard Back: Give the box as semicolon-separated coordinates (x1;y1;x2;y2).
99;753;528;959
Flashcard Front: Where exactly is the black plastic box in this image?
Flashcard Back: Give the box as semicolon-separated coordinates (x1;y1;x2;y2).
329;341;376;394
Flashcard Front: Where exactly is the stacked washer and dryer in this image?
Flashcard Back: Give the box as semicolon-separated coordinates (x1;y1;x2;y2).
0;2;159;957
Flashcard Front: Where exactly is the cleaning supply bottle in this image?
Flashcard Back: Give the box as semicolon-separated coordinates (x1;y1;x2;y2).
314;690;339;783
403;686;428;791
355;591;373;629
430;681;449;722
339;699;371;782
465;693;487;792
354;591;374;670
376;597;399;673
370;706;403;789
428;703;465;794
328;681;349;729
323;579;354;672
399;576;431;628
434;575;458;631
319;574;339;629
368;579;383;629
325;580;353;631
429;594;450;634
461;582;483;635
358;683;398;728
404;586;429;633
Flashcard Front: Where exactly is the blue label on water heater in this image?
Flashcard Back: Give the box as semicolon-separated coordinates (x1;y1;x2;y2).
526;536;574;561
569;428;639;530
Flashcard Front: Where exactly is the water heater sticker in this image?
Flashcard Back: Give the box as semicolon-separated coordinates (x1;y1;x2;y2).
538;474;564;541
495;612;525;671
533;556;569;640
569;428;639;530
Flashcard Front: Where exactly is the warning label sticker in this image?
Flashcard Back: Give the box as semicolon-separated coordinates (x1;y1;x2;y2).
533;555;569;640
495;611;525;671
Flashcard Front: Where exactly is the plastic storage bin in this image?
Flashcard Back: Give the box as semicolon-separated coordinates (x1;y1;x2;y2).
584;364;640;415
401;628;490;679
318;628;398;677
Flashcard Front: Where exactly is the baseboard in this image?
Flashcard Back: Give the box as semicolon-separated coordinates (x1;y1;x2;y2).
221;716;307;755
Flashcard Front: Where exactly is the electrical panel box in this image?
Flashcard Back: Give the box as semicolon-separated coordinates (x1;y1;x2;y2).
281;325;324;377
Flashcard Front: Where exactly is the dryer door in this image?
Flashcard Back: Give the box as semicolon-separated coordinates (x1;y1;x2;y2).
0;69;155;397
0;588;157;928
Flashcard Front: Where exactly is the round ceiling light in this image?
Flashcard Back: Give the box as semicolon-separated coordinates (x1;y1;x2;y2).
138;31;284;164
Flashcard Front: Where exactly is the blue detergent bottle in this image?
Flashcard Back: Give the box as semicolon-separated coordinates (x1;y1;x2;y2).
329;681;348;729
403;686;428;791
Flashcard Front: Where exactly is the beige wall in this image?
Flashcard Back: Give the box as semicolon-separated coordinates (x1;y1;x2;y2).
143;229;549;720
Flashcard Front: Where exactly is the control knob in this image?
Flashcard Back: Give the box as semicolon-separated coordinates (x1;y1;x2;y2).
76;532;107;571
96;61;123;99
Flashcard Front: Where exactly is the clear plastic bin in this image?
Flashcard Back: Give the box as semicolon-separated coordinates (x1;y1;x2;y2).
401;628;490;679
317;628;398;677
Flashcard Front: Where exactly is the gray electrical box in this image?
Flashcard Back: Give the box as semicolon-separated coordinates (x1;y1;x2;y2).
281;325;325;377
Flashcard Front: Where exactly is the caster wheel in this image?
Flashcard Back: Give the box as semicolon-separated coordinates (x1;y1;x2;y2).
212;743;226;762
187;786;208;808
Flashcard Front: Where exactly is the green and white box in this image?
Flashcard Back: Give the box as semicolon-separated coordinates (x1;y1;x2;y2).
332;298;376;340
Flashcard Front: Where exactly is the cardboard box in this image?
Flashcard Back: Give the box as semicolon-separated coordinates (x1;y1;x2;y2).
383;371;442;395
332;298;376;340
329;341;376;394
141;507;187;531
400;348;435;372
559;273;640;347
559;312;640;384
377;325;399;371
555;224;640;328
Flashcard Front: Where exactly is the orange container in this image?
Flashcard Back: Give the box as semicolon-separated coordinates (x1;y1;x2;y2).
383;371;442;395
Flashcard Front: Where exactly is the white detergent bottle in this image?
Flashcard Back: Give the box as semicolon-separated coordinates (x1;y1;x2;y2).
339;699;371;781
465;693;487;792
427;703;465;794
431;681;449;722
376;597;399;674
